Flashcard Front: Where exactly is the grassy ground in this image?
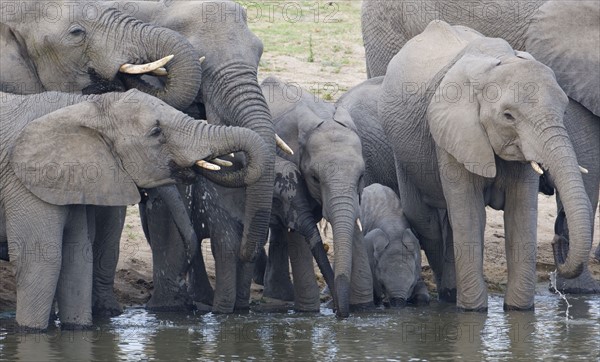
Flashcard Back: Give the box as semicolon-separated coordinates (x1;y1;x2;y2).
243;0;367;100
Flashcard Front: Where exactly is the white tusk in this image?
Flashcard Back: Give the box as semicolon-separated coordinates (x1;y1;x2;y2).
229;153;235;158
530;161;544;175
579;165;589;174
211;158;233;167
276;134;294;155
199;56;206;65
150;67;168;76
119;55;174;74
196;160;221;171
356;218;363;232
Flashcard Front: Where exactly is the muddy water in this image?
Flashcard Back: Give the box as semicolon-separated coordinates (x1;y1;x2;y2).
0;289;598;361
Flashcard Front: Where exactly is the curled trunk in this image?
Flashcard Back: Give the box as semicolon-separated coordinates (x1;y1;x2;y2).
204;62;275;262
110;8;202;110
535;122;593;278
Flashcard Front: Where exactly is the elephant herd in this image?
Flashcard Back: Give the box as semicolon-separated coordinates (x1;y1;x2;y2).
0;0;598;332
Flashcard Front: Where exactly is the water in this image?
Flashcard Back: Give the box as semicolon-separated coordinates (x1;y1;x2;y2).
0;288;598;361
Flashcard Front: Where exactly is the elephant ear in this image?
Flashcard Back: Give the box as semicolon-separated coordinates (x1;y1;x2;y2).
525;1;600;117
369;229;390;261
427;53;500;178
10;102;140;206
332;106;358;132
0;23;42;94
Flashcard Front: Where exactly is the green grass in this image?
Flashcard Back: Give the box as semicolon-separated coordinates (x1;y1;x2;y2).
238;0;363;66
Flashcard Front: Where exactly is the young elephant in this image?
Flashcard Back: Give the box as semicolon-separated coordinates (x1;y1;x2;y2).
0;89;268;330
261;76;373;317
360;184;429;307
145;156;333;313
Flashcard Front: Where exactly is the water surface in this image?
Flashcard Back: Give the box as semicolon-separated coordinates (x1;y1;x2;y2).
0;288;598;361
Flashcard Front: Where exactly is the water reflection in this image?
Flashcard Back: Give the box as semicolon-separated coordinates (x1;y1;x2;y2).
0;294;598;361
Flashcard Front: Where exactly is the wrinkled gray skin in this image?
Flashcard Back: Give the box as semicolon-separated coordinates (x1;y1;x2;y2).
360;184;429;307
261;76;373;318
170;157;332;313
337;76;455;302
379;22;592;311
362;0;600;292
0;0;204;316
0;89;269;330
108;0;277;311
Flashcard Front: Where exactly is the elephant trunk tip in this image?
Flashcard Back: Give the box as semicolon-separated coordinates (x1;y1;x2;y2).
334;275;350;319
552;234;585;279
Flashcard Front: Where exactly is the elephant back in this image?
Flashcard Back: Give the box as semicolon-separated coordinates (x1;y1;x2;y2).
359;184;410;237
525;1;600;117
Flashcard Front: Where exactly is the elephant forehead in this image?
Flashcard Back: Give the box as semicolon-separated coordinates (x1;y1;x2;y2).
392;20;476;85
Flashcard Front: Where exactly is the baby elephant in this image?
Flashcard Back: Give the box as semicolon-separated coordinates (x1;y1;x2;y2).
360;184;429;307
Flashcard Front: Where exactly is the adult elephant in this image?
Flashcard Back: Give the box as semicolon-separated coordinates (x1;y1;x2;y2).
0;0;205;315
0;89;269;330
261;76;373;317
379;21;592;311
116;0;277;265
361;0;600;292
0;0;201;108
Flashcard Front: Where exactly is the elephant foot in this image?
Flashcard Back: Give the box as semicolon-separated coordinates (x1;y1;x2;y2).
263;282;295;302
212;302;235;314
61;323;94;331
438;288;457;303
146;291;195;312
233;306;251;314
550;267;600;294
92;296;123;318
189;287;214;306
457;306;488;313
349;301;375;312
16;325;48;334
503;303;534;312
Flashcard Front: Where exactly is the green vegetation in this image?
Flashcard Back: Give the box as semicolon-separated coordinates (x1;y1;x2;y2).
238;1;364;71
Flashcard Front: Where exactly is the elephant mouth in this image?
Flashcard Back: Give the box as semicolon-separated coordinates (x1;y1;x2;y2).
82;68;128;95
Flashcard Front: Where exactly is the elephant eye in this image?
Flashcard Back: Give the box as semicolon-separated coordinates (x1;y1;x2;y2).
68;25;86;36
149;126;162;137
503;112;515;121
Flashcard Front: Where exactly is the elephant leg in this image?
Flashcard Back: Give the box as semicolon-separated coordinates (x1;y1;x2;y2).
397;175;447;299
263;225;295;301
56;205;94;329
503;165;538;310
234;260;254;312
349;227;374;309
6;196;68;330
211;229;239;314
439;211;457;302
438;153;487;311
288;231;320;312
188;243;215;306
554;103;600;290
142;191;193;311
91;206;126;317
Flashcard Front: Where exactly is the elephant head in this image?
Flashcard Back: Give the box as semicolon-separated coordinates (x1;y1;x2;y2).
0;0;202;110
360;184;422;307
423;30;593;279
262;76;367;317
9;89;269;205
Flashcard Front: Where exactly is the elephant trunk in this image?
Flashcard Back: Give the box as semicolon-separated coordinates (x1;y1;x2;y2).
295;209;335;295
113;9;202;110
204;62;275;262
534;119;593;278
326;192;359;318
177;116;269;188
